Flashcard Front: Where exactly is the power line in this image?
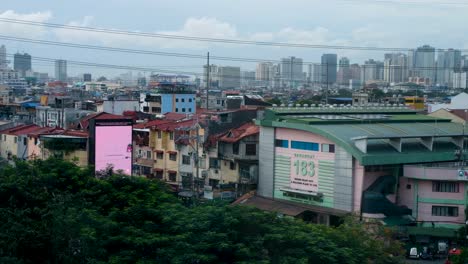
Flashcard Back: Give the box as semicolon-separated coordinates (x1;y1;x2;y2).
0;18;465;52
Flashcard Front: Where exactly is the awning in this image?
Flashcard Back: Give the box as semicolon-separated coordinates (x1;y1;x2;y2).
167;170;177;174
407;226;458;238
167;151;177;154
153;168;163;172
155;150;164;154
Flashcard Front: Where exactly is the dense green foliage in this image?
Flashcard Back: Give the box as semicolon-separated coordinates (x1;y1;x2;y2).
0;159;404;263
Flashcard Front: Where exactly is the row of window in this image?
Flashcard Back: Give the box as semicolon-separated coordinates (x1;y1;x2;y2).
432;206;459;217
175;108;192;113
275;139;335;153
432;182;459;193
175;98;193;103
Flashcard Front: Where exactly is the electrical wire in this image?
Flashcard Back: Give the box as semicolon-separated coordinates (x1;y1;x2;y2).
0;18;465;52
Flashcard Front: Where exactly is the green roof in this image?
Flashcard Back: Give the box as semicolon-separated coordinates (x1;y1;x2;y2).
258;108;468;165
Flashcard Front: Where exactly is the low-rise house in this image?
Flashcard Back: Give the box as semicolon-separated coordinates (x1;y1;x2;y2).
217;122;259;194
0;124;45;161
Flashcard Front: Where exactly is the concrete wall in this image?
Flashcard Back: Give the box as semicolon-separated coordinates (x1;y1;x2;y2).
258;126;275;198
398;177;466;225
103;100;139;115
161;94;196;114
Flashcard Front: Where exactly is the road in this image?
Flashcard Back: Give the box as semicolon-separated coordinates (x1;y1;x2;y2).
406;259;446;264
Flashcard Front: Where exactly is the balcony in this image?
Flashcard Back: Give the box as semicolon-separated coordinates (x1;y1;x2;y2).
403;162;468;181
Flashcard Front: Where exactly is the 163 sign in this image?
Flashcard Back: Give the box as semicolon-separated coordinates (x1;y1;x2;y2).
290;153;318;192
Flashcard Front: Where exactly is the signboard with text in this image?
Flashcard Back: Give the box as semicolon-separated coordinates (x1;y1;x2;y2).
290;153;318;193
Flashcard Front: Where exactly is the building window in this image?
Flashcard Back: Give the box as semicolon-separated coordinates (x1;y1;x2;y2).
245;144;257;156
182;155;191;165
322;144;335;153
209;158;220;169
146;151;151;159
14;137;17;143
182;108;186;112
432;182;459;193
230;161;236;170
432;206;459;217
169;172;177;182
169;132;174;140
175;98;179;102
143;106;149;112
169;153;177;161
291;141;319;151
175;108;179;112
151;107;161;113
275;139;289;148
232;142;239;154
189;98;193;102
181;98;185;102
188;108;192;112
155;170;163;179
157;131;162;139
157;152;163;159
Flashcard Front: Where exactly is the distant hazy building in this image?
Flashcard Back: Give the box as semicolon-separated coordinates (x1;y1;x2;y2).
280;56;303;88
256;62;273;81
384;53;408;84
321;54;337;84
203;64;219;89
14;53;32;77
437;49;462;86
218;66;241;89
350;64;361;81
241;70;255;88
55;60;67;82
452;72;468;89
83;73;92;82
361;59;384;83
414;45;436;84
0;45;7;69
337;57;351;85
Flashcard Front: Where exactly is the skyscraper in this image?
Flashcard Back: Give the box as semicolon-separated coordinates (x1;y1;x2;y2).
280;56;303;88
321;54;337;84
0;45;7;70
383;53;408;83
437;48;461;86
414;45;436;83
218;66;241;89
55;59;67;82
337;57;351;85
256;62;273;86
14;53;32;77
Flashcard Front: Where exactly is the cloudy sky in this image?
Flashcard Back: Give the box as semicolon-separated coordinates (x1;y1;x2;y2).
1;0;467;78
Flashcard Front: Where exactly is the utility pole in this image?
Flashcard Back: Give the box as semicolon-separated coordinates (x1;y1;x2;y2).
206;52;210;110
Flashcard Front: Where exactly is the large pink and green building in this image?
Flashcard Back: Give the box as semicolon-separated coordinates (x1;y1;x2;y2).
256;105;468;237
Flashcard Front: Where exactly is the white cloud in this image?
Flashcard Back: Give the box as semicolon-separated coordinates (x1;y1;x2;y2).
0;10;52;38
53;16;238;50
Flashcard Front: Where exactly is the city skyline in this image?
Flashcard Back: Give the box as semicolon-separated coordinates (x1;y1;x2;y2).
0;0;468;76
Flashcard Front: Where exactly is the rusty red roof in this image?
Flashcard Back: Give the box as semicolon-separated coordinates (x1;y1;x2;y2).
0;124;45;136
219;122;259;143
133;119;171;129
164;112;187;121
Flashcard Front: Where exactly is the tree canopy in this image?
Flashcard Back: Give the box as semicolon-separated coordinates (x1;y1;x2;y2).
0;159;404;263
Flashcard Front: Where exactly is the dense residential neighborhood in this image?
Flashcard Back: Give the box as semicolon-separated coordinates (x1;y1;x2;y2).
2;1;468;261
